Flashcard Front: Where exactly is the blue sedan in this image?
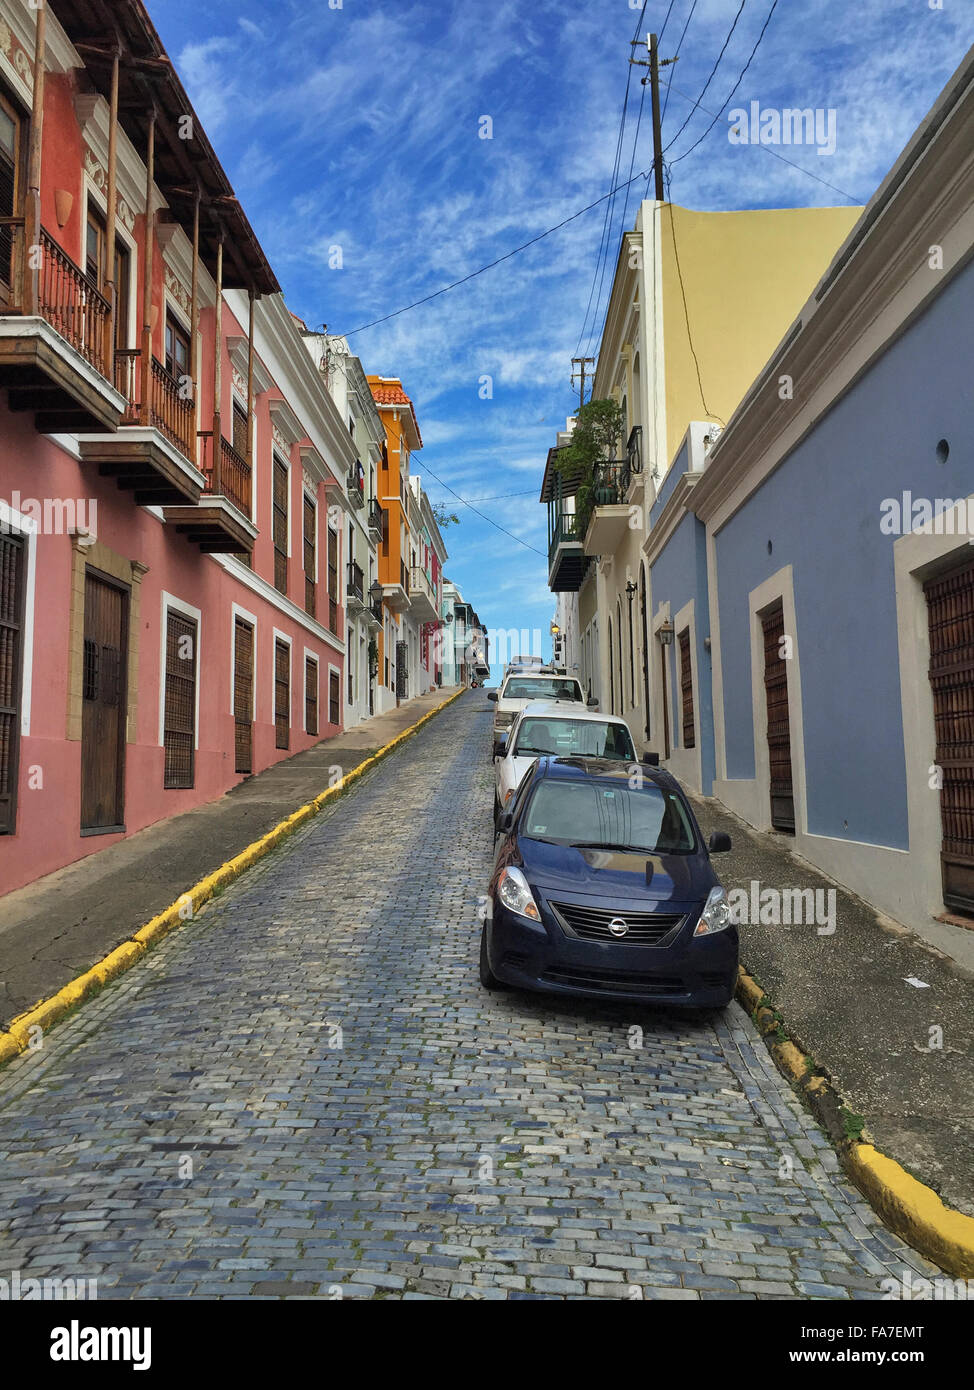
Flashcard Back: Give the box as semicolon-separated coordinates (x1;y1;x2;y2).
480;756;737;1008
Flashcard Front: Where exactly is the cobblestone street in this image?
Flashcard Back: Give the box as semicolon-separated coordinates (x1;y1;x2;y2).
0;694;940;1299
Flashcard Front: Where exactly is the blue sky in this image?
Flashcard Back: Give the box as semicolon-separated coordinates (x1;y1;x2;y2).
150;0;971;671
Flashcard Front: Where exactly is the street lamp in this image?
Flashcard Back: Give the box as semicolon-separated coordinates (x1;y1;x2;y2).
657;619;674;646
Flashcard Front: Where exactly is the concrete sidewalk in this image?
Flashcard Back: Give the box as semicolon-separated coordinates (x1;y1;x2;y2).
687;789;974;1221
0;687;463;1029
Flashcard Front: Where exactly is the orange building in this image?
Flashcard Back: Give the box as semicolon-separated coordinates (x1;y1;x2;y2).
367;376;422;710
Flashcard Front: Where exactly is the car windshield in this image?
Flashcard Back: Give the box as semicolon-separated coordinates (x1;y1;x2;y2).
513;718;635;760
503;678;582;702
522;779;696;853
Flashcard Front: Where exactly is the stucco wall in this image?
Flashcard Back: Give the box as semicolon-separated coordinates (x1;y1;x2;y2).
713;253;974;851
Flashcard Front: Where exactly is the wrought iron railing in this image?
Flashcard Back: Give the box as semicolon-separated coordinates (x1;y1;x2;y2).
347;561;364;601
368;498;383;533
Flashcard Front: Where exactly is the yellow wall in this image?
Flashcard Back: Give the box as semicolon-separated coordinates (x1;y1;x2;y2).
659;203;861;468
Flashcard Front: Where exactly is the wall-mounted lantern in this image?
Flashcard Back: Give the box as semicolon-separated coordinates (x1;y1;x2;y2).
657;619;674;646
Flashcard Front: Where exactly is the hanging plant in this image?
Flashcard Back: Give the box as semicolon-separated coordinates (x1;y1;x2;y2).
553;398;626;535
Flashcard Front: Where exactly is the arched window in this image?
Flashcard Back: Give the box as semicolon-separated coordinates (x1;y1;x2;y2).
640;563;651;739
616;601;624;716
607;617;615;714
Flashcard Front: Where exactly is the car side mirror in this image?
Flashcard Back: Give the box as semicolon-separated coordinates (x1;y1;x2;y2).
498;811;514;834
494;732;508;757
708;831;732;854
487;690;498;702
641;752;660;767
587;697;598;708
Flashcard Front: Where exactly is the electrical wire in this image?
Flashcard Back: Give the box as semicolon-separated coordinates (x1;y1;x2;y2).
418;459;547;557
660;0;699;124
573;0;648;362
668;0;779;166
663;163;723;430
664;0;748;151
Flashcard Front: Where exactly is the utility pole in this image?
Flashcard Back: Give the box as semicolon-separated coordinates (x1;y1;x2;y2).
571;356;595;411
630;33;676;203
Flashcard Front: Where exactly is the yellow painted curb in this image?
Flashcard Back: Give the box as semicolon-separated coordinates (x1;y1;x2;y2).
735;964;974;1278
846;1144;974;1279
0;686;466;1069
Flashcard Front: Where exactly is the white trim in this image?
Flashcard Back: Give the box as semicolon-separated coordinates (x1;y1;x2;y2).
215;554;345;654
302;647;319;734
272;627;292;736
667;599;703;794
229;603;258;720
712;567;806;837
0;500;37;736
159;592;203;751
327;660;342;727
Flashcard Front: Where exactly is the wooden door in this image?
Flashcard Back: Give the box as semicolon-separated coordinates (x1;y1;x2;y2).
163;609;197;790
274;638;290;749
0;530;25;834
679;627;695;749
273;457;288;595
761;601;795;832
233;617;253;774
329;669;341;727
81;571;128;830
659;640;670;760
925;559;974;914
305;657;318;738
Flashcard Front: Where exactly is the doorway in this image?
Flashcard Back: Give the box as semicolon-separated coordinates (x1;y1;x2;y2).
81;569;128;832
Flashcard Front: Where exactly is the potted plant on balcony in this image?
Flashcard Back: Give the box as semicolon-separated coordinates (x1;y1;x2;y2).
553;398;626;535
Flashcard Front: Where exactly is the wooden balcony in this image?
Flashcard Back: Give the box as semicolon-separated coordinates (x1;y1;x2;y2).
78;349;204;507
0;224;123;433
162;431;256;555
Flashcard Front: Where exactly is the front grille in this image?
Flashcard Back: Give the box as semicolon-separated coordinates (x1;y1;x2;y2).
549;900;685;945
541;964;686;995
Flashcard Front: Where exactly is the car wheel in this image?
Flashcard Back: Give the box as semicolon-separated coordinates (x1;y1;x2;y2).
479;926;506;990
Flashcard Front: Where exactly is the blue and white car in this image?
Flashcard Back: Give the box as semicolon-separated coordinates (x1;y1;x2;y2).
493;701;638;827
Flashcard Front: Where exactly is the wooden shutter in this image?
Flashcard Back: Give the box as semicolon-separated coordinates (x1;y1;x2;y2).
273;457;288;595
274;638;290;749
761;602;794;832
678;628;695;749
925;559;974;914
303;495;316;618
329;669;341;726
0;95;20;302
327;527;339;635
232;401;249;458
0;530;25;833
305;656;318;737
164;610;197;789
233;617;253;775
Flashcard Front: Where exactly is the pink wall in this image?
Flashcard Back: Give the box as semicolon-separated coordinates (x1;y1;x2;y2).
0;397;345;895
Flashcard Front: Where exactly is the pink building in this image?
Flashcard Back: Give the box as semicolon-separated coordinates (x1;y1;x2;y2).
0;0;358;893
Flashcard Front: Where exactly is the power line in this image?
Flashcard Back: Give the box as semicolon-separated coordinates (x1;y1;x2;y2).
574;0;648;360
663;165;724;432
664;0;748;151
660;0;698;124
668;0;779;166
419;460;547;557
661;73;861;200
657;0;678;46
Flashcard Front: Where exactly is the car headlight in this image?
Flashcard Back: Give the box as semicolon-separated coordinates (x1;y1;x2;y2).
693;885;733;936
496;866;541;922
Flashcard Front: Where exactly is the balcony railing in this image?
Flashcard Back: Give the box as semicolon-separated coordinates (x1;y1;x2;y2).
0;220;112;379
368;497;383;533
409;565;436;608
400;560;408;591
114;349;196;463
347;561;365;601
196;431;252;517
348;462;365;508
627;425;643;480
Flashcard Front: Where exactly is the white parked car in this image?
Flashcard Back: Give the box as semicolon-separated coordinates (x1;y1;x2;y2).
492;701;638;825
487;671;594;753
